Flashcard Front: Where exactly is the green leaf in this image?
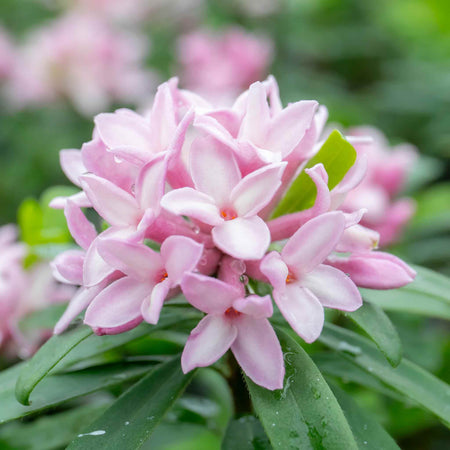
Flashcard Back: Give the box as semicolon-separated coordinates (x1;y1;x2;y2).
330;384;400;449
15;325;93;405
272;130;357;217
245;328;358;450
345;302;402;367
222;416;271;450
319;323;450;426
0;403;109;450
66;355;195;450
1;362;153;424
361;264;450;319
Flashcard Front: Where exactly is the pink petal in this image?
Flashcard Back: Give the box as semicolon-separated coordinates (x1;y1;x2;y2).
64;200;97;250
282;211;346;275
135;154;167;211
326;252;416;289
80;174;140;228
233;294;273;319
273;284;324;343
181;314;237;373
97;238;163;281
60;149;85;187
161;236;204;285
141;279;171;324
84;277;151;333
83;237;115;287
260;251;289;291
231;163;286;217
181;273;239;314
190;137;241;205
212;216;270;260
302;264;362;311
161;187;223;226
51;250;84;285
232;316;284;390
49;191;91;210
94;110;152;155
266;100;318;157
336;224;379;253
194;115;239;153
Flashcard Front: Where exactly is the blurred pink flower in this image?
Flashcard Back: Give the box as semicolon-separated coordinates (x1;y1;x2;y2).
177;28;273;102
0;26;16;81
7;13;155;115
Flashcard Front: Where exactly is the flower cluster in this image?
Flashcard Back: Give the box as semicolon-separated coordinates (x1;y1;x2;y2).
177;28;273;103
0;225;73;358
52;77;415;390
3;13;155;115
341;126;417;246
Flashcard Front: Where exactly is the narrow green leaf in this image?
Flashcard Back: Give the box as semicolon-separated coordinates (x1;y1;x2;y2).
272;130;357;217
1;362;153;424
15;325;93;405
0;403;109;450
67;356;195;450
330;384;400;449
345;302;402;367
222;416;271;450
245;329;358;450
408;264;450;303
319;323;450;426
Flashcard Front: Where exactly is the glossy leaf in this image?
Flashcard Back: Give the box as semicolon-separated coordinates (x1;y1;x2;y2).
1;362;153;424
345;302;402;367
15;325;93;405
330;384;400;449
222;416;271;450
245;328;358;450
319;323;450;426
67;356;195;450
272;130;357;217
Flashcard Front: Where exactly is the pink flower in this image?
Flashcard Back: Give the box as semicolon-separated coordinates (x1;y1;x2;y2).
84;235;203;334
261;212;362;343
0;27;16;81
161;138;286;260
181;272;284;390
178;27;273;102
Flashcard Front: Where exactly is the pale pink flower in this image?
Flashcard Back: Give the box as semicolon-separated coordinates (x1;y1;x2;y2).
181;272;284;390
0;27;16;81
178;28;273;102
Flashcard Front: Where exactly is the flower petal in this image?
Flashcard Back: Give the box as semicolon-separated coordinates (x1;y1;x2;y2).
259;251;289;290
212;216;270;260
233;294;273;319
64;200;97;250
282;211;346;275
60;149;85;187
80;174;140;228
161;187;223;226
97;238;163;281
51;250;84;285
84;277;150;333
231;162;286;217
135;154;167;211
190;136;241;204
181;273;239;314
302;264;362;311
273;284;324;343
181;315;237;373
232;316;284;390
83;238;115;287
161;236;204;285
141;279;171;324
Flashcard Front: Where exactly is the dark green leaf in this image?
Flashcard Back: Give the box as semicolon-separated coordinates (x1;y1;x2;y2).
330;384;400;449
15;325;93;405
245;328;358;450
1;362;153;424
345;302;402;366
67;355;195;450
319;324;450;426
272;130;357;217
222;416;271;450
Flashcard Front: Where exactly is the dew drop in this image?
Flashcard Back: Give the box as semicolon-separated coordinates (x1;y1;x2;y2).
78;430;106;437
239;274;249;284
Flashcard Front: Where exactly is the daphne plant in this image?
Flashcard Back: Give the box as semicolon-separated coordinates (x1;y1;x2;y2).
3;77;449;450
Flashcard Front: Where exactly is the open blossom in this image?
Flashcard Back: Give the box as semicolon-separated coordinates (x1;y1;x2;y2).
52;77;415;390
6;13;155;115
340;127;418;246
177;28;273;102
